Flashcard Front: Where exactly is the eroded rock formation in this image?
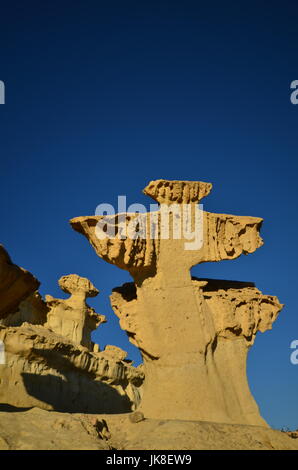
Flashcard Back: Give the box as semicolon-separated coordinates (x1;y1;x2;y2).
0;247;144;413
0;292;48;327
0;245;40;319
110;278;282;425
71;179;283;426
0;323;143;413
45;274;106;349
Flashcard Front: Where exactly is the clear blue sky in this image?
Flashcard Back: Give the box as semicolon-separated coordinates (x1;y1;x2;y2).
0;1;297;429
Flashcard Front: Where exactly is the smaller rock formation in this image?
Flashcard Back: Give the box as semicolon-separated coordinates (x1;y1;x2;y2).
45;274;106;350
100;345;128;362
0;245;39;319
0;323;143;413
0;292;48;327
0;247;144;413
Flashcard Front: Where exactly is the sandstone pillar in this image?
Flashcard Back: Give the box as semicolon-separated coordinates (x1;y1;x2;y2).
71;180;282;425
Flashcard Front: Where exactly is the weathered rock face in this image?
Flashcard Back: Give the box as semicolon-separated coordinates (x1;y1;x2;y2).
195;278;282;341
0;292;48;327
0;247;144;413
0;245;40;319
71;180;263;278
71;179;283;426
45;274;106;349
0;323;144;413
110;278;282;425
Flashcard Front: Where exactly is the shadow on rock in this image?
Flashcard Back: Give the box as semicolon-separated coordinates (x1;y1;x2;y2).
0;404;32;412
21;372;131;414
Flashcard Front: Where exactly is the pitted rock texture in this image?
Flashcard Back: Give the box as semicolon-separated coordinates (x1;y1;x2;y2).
195;278;282;342
70;211;263;276
143;179;213;204
71;179;283;426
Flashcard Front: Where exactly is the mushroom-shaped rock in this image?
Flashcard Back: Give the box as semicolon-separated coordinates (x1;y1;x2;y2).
59;274;99;297
70;180;263;280
70;179;282;426
45;274;106;349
